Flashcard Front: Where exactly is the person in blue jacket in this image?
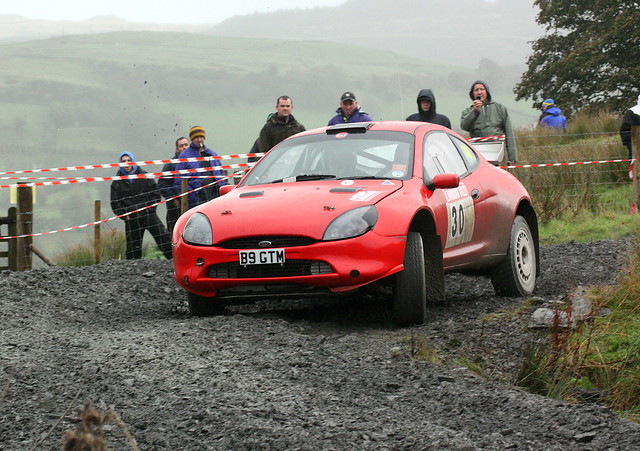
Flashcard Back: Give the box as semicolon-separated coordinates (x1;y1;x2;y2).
538;99;567;130
328;92;373;125
174;126;227;209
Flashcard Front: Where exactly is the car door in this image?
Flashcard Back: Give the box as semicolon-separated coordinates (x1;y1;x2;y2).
422;131;490;268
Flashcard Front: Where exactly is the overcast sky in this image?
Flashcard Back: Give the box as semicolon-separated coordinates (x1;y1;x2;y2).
4;0;349;24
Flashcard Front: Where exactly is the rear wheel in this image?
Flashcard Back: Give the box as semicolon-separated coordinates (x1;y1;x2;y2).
491;215;537;296
187;291;227;317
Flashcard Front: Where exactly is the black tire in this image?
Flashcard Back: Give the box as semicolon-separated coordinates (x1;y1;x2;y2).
187;291;227;317
491;215;537;296
393;231;427;325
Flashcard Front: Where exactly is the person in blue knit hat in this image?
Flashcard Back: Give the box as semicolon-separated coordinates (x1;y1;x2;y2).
538;99;567;130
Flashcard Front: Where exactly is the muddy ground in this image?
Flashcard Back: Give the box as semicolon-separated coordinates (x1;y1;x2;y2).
1;238;639;450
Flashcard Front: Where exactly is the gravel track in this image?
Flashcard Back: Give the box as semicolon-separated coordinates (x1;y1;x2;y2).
1;238;639;450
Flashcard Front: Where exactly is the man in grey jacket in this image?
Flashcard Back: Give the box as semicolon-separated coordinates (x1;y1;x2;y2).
461;80;516;163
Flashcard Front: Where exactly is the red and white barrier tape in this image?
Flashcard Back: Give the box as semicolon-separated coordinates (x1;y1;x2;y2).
0;130;619;176
0;170;249;240
0;153;264;176
2;158;633;187
3;155;635;240
0;162;253;188
467;135;505;142
499;158;632;170
0;132;619;178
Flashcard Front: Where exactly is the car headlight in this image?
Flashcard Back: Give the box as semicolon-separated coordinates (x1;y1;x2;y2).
182;212;213;245
323;205;378;241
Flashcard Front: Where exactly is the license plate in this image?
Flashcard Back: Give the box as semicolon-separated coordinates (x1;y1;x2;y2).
239;248;286;266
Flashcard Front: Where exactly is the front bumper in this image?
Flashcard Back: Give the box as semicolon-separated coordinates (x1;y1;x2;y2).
173;232;406;298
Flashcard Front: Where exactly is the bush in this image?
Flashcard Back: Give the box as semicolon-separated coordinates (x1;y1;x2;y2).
55;227;126;266
513;111;631;223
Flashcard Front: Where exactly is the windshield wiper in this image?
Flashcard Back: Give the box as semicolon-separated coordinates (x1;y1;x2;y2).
271;174;337;183
337;176;395;180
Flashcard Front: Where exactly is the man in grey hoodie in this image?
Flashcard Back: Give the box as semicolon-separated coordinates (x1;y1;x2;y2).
460;80;516;162
406;89;451;128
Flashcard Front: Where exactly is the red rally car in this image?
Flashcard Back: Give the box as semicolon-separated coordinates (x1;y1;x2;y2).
172;121;539;325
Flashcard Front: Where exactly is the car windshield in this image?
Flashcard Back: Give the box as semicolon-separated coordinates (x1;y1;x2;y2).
241;130;414;187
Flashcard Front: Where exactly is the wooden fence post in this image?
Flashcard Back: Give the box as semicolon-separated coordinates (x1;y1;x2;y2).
16;186;33;271
29;244;55;266
95;200;101;265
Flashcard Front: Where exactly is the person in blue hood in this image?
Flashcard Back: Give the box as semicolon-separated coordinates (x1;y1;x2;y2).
110;151;172;260
538;99;567;130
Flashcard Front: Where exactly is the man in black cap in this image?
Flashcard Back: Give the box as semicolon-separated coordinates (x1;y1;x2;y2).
328;92;373;125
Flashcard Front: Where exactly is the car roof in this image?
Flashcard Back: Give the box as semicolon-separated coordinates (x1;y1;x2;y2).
294;120;454;138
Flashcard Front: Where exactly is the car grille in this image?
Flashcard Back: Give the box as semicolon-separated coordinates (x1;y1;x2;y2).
217;236;316;249
208;260;332;279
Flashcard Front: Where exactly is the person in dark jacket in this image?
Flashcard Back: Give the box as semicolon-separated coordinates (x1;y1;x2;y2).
110;151;172;260
157;136;189;234
174;126;227;209
328;92;373;125
538;99;567;130
620;94;640;160
247;138;260;164
405;89;451;128
258;96;306;154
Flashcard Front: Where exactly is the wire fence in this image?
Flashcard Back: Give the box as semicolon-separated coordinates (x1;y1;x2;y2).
0;131;636;269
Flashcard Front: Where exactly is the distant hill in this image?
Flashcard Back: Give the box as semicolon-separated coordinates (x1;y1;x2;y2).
208;0;543;67
1;0;543;67
0;14;209;42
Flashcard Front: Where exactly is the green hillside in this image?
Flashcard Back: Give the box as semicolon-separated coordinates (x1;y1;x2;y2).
0;31;536;168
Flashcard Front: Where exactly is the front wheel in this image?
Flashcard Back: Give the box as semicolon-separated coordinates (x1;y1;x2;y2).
187;291;227;317
490;215;537;296
393;232;427;326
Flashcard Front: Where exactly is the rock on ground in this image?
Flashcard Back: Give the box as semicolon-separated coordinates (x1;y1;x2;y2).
1;238;639;450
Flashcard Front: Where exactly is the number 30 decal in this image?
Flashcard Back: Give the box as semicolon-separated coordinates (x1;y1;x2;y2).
445;196;475;248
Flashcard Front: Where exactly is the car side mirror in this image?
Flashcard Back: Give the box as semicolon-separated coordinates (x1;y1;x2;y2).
219;185;235;196
427;173;460;190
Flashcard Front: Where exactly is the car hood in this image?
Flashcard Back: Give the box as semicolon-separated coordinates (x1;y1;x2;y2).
195;180;403;241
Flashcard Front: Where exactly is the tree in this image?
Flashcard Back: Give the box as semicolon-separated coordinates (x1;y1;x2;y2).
514;1;640;117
